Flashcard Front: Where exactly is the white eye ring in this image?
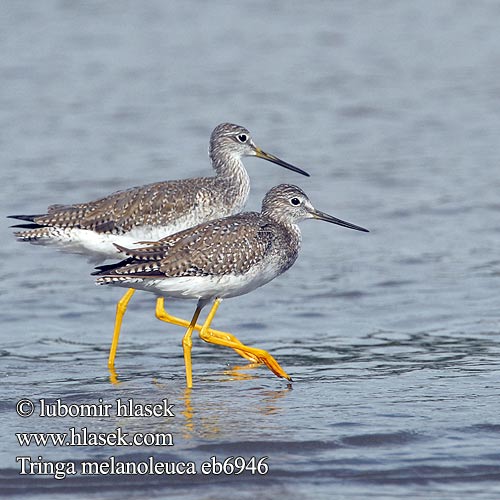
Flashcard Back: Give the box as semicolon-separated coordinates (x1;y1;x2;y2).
290;197;301;206
237;133;248;143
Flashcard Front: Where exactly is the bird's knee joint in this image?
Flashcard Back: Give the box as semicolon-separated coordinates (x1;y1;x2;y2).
116;303;127;315
199;328;212;342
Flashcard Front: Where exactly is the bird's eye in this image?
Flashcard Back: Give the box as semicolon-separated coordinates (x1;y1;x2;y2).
290;197;301;206
237;133;248;143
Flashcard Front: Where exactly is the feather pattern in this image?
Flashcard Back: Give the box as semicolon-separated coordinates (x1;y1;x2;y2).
94;183;368;302
9;123;307;263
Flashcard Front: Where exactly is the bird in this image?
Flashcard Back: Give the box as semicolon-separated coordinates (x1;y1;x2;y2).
93;184;369;388
8;123;309;370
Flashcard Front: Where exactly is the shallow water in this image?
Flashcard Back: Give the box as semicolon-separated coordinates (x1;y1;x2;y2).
2;1;500;498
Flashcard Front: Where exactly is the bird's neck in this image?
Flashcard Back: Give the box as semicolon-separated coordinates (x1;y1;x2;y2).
270;217;302;275
263;210;303;251
211;154;250;212
283;221;302;249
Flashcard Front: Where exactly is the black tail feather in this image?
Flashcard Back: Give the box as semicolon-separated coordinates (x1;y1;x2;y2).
92;257;135;275
10;223;42;229
7;214;44;222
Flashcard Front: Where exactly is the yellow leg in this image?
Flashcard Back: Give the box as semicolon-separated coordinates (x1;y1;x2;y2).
108;288;135;369
183;305;202;388
155;297;260;363
199;299;292;382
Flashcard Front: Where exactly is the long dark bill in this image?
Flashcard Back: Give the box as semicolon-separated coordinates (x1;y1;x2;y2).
312;209;369;232
254;147;310;177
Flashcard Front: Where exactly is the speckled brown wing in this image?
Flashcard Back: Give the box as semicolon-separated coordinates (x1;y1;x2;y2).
104;213;277;279
160;214;276;277
28;178;210;234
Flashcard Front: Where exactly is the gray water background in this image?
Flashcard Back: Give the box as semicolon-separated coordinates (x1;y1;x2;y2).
1;1;500;498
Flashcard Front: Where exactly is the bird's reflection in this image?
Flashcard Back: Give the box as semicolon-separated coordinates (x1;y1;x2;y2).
222;362;264;380
107;363;292;440
181;366;292;439
108;366;120;385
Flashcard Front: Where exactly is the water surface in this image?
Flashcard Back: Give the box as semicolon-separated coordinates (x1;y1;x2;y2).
2;1;500;498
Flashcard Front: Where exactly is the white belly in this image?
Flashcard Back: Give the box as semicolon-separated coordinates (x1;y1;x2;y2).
104;262;282;302
33;221;194;262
